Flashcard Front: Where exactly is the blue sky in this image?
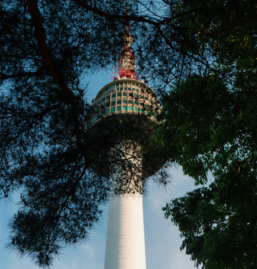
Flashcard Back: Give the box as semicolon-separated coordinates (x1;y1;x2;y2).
0;70;199;269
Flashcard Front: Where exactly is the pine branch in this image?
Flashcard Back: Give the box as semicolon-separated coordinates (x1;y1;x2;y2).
27;0;85;156
71;0;159;25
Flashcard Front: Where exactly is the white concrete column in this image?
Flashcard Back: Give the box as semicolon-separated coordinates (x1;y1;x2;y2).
104;142;146;269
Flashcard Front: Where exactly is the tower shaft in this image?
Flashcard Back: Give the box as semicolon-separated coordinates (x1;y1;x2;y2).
104;142;146;269
104;193;146;269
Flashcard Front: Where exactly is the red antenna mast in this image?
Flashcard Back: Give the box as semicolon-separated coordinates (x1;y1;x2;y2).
113;8;138;80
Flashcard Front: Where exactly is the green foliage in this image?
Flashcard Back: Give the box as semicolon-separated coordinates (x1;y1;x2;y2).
155;72;257;184
154;0;257;268
163;160;257;268
173;0;257;64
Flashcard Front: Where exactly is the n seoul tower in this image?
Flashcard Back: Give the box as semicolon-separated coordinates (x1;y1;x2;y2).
89;9;166;269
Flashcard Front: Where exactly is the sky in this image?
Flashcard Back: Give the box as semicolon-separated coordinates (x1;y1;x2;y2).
0;70;200;269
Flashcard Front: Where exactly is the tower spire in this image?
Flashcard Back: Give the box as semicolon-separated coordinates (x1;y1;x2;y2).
117;8;136;80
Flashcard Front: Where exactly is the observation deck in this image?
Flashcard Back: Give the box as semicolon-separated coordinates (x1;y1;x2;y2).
91;78;161;123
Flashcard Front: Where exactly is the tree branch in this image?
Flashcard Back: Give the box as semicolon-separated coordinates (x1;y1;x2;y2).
71;0;159;25
27;0;85;154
